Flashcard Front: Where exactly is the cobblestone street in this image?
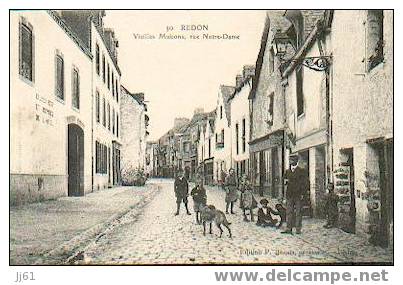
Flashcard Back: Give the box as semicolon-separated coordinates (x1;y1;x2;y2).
81;179;393;265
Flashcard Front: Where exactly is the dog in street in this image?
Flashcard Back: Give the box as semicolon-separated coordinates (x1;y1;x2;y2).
199;204;232;238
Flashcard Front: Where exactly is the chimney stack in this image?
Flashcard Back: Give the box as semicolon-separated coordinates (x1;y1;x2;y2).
194;107;205;115
235;74;243;89
242;65;255;79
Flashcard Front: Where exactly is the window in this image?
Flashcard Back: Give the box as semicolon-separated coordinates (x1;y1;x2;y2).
102;54;106;83
220;106;223;119
112;108;115;134
55;54;64;100
96;91;100;123
112;73;115;97
269;48;274;73
268;93;274;126
367;10;384;70
19;19;34;82
208;138;211;157
96;141;108;174
242;118;246;153
221;129;225;146
95;43;100;75
235;123;239;155
296;66;304;116
102;97;106;127
72;68;80;109
107;102;111;130
107;63;110;89
116;113;119;137
115;79;119;101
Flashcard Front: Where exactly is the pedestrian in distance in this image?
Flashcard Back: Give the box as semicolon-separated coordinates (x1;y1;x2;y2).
174;169;191;216
239;175;258;222
323;182;339;229
281;155;309;235
224;168;238;214
190;177;207;224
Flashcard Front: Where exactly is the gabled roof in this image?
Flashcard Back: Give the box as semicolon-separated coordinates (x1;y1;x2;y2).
220;85;235;124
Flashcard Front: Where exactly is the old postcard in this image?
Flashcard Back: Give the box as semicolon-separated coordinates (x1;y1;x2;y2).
9;10;393;266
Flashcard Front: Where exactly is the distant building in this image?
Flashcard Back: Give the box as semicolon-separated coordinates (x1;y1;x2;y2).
229;65;255;179
145;141;158;177
120;86;148;183
213;85;235;184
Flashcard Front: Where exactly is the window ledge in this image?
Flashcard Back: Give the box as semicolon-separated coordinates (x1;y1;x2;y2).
297;113;305;120
19;75;34;87
72;106;80;113
55;96;65;105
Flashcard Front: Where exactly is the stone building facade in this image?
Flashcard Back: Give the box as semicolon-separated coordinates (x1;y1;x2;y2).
10;11;93;205
249;14;287;199
120;86;148;184
330;10;393;247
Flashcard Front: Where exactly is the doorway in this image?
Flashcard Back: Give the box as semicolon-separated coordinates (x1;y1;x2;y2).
340;148;356;233
376;139;393;247
68;123;84;197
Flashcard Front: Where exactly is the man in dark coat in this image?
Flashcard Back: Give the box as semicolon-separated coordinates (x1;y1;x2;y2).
174;169;191;216
281;155;309;234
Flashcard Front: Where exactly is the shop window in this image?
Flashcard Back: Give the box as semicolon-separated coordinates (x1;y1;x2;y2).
19;19;34;82
55;54;64;100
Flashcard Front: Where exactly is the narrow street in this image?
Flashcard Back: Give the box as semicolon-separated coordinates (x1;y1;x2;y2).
80;179;392;264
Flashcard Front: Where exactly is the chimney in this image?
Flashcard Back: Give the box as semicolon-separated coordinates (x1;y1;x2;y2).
194;108;205;115
242;65;255;79
134;92;145;102
235;74;243;89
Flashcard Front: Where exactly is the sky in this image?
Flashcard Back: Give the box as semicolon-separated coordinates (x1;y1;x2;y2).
104;10;267;141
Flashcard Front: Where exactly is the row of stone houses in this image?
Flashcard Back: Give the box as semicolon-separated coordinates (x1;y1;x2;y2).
155;10;393;248
10;10;148;205
252;10;392;247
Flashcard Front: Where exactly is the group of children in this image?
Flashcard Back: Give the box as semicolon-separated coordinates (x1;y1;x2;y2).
189;173;287;229
190;172;340;231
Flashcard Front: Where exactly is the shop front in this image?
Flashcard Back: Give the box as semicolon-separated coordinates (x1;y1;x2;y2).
249;130;284;198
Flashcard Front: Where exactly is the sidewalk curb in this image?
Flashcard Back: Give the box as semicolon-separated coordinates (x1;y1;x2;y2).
33;184;161;265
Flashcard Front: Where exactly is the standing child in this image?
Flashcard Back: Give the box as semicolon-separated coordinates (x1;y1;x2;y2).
191;178;207;224
323;183;339;229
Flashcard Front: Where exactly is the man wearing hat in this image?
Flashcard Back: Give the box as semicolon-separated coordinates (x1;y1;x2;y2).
174;169;191;216
281;155;309;234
